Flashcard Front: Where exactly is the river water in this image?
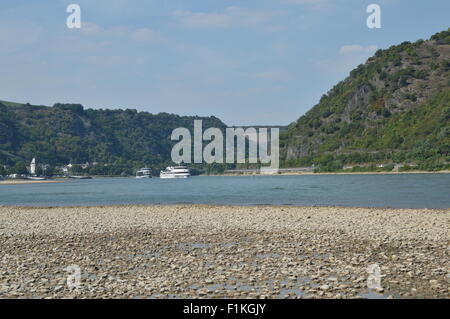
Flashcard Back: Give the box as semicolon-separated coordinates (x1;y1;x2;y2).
1;174;449;208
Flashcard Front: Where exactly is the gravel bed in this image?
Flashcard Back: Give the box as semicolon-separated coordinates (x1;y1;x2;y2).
0;205;448;299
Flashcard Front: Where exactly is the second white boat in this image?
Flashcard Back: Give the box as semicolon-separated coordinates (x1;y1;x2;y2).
136;168;152;179
160;166;190;179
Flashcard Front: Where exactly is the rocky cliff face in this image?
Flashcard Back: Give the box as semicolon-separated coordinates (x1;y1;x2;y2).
282;28;450;170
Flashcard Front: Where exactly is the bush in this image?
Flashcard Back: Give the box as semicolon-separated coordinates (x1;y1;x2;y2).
382;108;392;118
399;165;415;172
11;162;28;175
314;160;343;173
53;103;84;114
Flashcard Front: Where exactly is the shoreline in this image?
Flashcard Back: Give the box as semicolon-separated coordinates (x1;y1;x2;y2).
0;205;448;299
217;170;450;176
1;203;449;210
0;171;448;183
0;179;65;185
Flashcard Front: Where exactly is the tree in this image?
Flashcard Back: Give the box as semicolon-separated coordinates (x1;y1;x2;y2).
12;162;28;175
44;166;55;177
70;164;83;174
35;166;43;176
0;165;6;176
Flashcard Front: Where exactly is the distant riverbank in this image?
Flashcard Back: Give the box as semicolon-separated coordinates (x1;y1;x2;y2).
2;170;448;182
218;170;450;176
0;204;448;299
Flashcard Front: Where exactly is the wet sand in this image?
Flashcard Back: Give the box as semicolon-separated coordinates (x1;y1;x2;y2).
0;205;448;299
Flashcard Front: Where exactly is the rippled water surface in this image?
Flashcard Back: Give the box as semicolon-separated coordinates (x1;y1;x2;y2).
0;174;449;208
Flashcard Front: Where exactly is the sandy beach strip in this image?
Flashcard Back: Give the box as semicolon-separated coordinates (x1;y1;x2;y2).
0;205;448;299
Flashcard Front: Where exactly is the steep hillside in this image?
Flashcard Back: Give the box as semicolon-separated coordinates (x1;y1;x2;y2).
0;102;226;172
282;28;450;171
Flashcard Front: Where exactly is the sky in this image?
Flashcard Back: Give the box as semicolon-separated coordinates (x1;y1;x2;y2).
0;0;449;126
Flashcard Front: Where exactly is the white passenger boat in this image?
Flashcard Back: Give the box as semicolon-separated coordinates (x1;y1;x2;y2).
136;168;152;179
160;166;190;179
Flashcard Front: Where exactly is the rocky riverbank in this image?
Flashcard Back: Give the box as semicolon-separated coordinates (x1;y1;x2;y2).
0;205;448;299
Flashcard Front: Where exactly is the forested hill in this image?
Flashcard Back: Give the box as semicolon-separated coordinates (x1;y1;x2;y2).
0;101;226;171
281;28;450;172
2;28;450;175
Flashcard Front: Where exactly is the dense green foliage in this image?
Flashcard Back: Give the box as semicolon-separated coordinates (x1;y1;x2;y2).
0;102;227;175
281;28;450;172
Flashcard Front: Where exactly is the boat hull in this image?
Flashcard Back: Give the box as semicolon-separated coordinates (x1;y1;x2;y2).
69;176;93;179
136;176;152;179
26;177;47;181
160;174;189;179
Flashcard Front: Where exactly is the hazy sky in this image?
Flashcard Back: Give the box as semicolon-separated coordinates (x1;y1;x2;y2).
0;0;449;125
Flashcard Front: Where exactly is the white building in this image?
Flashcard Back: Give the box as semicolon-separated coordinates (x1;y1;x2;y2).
30;158;36;175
